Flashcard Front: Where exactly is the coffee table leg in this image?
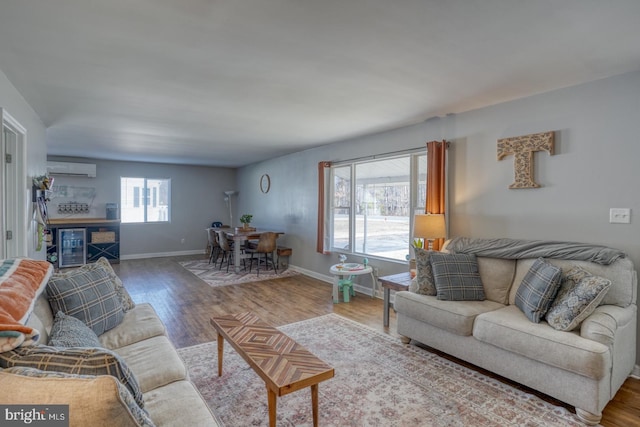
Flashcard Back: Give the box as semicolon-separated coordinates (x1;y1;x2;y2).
267;387;277;427
311;384;318;427
217;333;224;376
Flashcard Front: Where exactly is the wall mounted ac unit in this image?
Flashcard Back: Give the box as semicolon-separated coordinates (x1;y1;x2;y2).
46;161;97;178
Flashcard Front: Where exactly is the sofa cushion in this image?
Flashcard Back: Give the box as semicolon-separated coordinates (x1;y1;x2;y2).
48;311;102;347
115;335;187;393
514;258;562;323
143;380;221;426
0;345;144;408
47;266;125;336
545;266;611;331
0;370;153;427
393;291;504;336
473;305;610;380
99;303;166;350
476;257;516;304
412;248;437;295
430;253;485;301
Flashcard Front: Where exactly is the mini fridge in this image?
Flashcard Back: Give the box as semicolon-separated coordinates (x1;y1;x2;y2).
58;228;87;268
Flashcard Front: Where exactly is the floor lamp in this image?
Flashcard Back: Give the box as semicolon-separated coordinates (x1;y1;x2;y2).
224;190;237;226
414;213;446;251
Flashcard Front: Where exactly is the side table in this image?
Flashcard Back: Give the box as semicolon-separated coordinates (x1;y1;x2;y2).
379;272;412;327
329;263;376;303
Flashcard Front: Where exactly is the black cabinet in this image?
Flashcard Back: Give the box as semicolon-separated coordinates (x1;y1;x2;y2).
47;219;120;269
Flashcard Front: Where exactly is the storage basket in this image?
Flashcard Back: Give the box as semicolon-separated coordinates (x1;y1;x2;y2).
91;231;115;243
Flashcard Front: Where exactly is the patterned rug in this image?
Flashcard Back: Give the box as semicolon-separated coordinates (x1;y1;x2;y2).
178;259;300;287
177;314;587;427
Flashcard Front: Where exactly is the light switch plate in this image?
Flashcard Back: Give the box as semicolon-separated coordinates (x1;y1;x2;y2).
609;208;631;224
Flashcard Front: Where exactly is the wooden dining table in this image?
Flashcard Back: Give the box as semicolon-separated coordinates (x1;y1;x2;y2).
221;228;284;273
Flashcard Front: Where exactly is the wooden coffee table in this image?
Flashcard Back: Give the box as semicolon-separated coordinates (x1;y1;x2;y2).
210;312;334;427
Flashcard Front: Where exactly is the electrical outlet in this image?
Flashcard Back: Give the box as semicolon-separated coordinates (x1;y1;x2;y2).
609;208;631;224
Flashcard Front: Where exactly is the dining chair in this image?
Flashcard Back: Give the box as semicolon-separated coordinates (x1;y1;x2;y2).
244;232;278;276
216;230;240;272
206;228;221;264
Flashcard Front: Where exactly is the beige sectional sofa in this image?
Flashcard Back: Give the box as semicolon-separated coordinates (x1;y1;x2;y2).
394;238;637;425
0;258;220;427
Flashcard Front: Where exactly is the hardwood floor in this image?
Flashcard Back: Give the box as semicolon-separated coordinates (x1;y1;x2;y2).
112;255;640;426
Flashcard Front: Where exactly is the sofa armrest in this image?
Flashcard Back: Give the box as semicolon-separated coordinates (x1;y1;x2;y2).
580;304;635;347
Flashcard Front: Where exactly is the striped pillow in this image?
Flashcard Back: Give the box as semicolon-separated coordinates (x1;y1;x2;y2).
0;345;144;408
430;253;485;301
47;266;125;336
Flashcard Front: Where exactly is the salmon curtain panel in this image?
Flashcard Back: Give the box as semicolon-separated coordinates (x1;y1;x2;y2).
426;140;447;251
316;161;332;254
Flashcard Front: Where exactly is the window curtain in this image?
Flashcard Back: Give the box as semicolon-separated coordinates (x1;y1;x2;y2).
426;140;447;251
316;161;332;254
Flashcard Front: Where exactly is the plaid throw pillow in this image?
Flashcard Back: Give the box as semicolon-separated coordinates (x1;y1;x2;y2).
47;265;125;336
430;253;485;301
0;345;144;408
515;258;562;323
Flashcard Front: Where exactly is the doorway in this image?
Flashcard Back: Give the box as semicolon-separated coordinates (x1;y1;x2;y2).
1;108;27;259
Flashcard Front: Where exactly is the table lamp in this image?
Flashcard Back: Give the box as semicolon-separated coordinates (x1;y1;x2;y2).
413;213;446;251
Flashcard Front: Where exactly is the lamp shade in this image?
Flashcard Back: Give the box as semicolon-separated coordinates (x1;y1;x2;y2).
413;214;446;239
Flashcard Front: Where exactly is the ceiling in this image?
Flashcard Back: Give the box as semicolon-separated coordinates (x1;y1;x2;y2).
1;1;639;168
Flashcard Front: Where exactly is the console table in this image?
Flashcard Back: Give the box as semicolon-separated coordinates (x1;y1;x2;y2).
379;272;412;327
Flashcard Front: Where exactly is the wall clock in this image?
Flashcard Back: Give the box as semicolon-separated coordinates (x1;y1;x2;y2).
260;174;271;193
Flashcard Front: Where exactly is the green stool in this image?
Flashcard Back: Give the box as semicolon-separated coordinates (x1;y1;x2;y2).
338;278;354;302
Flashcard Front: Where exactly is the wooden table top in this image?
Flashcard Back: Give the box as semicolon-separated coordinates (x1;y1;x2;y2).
210;312;334;396
379;271;413;291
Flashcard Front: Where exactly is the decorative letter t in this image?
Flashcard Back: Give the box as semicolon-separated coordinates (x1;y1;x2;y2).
497;131;554;189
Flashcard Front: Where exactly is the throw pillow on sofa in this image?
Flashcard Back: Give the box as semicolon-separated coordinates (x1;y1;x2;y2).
48;311;102;348
47;265;125;336
430;253;485;301
2;367;155;427
545;265;612;331
0;345;144;409
514;257;562;323
93;257;136;312
410;248;437;295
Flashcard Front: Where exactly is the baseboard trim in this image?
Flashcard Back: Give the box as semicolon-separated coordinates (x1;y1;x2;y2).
632;365;640;379
121;249;204;260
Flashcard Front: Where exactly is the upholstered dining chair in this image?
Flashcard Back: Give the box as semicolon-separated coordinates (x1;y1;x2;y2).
244;232;278;276
215;229;240;272
206;228;221;264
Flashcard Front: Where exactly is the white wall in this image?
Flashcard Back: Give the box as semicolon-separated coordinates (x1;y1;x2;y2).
47;157;236;258
0;69;48;259
237;70;640;363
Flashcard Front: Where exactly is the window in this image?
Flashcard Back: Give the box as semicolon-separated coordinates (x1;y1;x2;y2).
330;151;426;261
120;177;171;223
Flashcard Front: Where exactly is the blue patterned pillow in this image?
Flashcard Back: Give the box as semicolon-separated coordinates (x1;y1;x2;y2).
47;266;125;336
411;248;437;295
48;311;102;348
515;258;562;323
430;253;485;301
0;345;144;408
545;266;611;331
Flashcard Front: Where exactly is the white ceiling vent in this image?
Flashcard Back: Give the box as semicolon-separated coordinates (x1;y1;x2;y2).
46;161;96;178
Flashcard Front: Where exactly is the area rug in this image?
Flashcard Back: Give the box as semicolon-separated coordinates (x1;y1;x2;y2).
179;259;300;287
177;314;587;427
